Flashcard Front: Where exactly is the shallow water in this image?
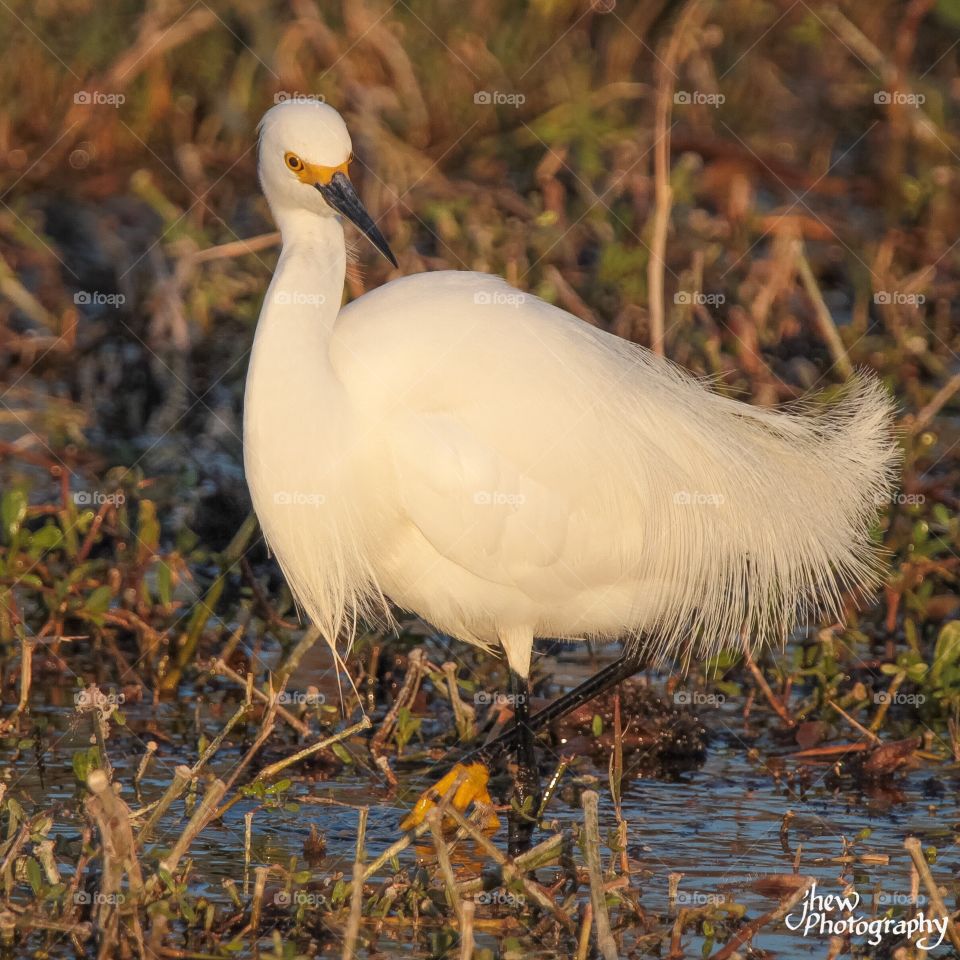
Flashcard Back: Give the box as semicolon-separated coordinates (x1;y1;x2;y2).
8;642;959;958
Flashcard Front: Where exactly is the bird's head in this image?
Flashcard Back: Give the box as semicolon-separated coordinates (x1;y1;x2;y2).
257;99;396;266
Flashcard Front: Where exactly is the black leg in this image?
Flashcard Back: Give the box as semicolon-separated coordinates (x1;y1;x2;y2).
469;645;647;768
507;669;540;856
399;646;647;839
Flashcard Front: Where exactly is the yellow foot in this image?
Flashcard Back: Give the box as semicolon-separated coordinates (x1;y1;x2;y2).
400;762;500;832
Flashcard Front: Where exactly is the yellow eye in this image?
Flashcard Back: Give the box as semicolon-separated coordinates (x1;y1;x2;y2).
285;153;303;172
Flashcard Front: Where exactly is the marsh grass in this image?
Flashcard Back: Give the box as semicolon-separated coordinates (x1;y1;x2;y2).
1;0;960;956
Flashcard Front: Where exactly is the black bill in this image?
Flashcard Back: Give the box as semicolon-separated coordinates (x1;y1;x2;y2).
316;172;397;268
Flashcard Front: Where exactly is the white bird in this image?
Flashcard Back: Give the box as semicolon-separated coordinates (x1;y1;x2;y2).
244;99;898;843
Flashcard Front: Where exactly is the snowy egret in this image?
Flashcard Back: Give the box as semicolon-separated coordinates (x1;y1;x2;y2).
244;100;898;848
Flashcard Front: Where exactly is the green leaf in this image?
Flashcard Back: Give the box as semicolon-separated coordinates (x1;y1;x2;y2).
1;489;27;541
28;525;63;555
932;621;960;687
157;561;172;606
72;747;100;784
25;856;42;895
83;586;113;615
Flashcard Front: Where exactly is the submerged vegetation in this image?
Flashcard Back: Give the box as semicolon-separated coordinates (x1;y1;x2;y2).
1;0;960;956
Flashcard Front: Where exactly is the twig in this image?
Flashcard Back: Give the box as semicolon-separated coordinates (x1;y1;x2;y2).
190;232;281;264
137;766;193;845
743;639;795;728
903;837;960;952
133;742;158;804
212;660;310;736
342;807;368;960
458;899;475;959
909;372;960;435
429;809;463;924
576;901;593;960
709;879;813;959
158;778;228;875
370;648;426;758
215;717;371;821
794;242;854;379
445;805;576;933
582;791;618;960
827;700;881;744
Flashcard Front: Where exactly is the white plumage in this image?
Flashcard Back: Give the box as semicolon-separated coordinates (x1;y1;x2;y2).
244;100;898;683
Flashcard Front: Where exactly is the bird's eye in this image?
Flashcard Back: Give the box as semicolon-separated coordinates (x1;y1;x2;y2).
285;153;303;171
348;152;354;165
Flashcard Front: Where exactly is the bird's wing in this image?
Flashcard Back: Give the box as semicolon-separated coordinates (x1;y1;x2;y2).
330;270;898;663
330;272;645;597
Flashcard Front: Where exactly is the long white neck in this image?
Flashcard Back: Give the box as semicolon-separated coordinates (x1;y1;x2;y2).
244;209;348;479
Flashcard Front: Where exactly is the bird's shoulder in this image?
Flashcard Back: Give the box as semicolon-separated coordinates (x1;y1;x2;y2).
330;270;605;398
